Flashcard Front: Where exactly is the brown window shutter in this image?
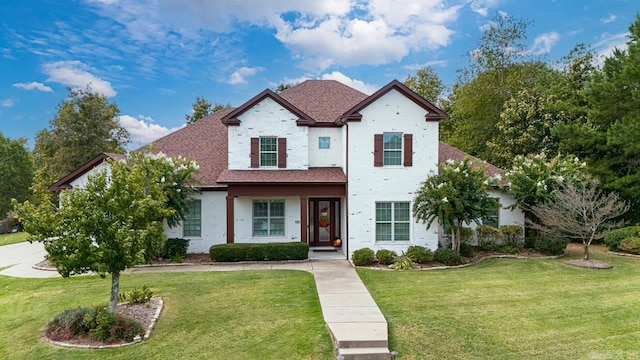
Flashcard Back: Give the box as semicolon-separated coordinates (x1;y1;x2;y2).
374;134;383;167
278;137;287;168
404;134;413;167
250;138;259;168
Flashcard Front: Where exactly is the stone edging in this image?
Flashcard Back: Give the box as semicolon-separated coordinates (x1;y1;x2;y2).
43;296;164;349
607;251;640;258
351;254;562;271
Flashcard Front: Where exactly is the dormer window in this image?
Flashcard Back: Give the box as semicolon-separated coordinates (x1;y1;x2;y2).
260;137;277;167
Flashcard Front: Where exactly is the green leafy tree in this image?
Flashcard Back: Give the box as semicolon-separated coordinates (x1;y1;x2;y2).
529;178;628;260
0;133;34;218
185;97;230;123
13;152;199;313
413;158;499;254
403;66;445;104
33;88;129;199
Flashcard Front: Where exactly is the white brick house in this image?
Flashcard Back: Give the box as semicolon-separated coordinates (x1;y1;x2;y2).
50;80;524;258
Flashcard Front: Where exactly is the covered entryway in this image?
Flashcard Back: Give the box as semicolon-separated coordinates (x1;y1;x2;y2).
309;198;341;247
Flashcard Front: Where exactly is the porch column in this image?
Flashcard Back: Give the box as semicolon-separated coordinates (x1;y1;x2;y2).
226;195;234;244
300;195;308;244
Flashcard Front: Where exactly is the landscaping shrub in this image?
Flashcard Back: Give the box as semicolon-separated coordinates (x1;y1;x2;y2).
459;242;475;257
501;225;524;248
500;245;520;255
351;248;375;266
604;226;640;252
405;245;433;264
119;285;153;304
460;226;474;244
375;249;397;265
164;238;190;261
392;255;416;271
434;248;463;266
524;236;537;249
619;237;640;255
476;225;502;251
534;235;568;256
45;306;143;343
209;242;309;262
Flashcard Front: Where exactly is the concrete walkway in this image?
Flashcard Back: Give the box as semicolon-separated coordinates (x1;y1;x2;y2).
0;241;391;359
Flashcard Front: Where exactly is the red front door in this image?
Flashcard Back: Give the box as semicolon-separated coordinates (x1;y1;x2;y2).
309;198;340;247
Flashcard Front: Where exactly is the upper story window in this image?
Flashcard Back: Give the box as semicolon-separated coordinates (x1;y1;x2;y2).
251;137;287;168
374;133;413;167
383;133;402;165
319;136;331;149
260;137;277;167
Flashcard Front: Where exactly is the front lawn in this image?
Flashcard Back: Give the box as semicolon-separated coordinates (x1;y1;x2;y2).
358;245;640;360
0;270;332;360
0;232;28;246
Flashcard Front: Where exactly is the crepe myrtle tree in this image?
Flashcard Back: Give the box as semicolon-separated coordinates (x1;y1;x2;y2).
413;158;499;254
528;177;628;260
13;151;199;313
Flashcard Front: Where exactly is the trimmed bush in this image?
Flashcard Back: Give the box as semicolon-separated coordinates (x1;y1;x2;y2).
352;248;375;266
164;238;190;260
620;237;640;255
534;235;568;256
604;226;640;252
375;249;397;265
500;245;519;255
524;236;537;249
434;248;463;266
209;242;309;262
477;225;502;251
45;306;143;343
405;245;433;264
501;225;524;248
460;227;474;244
459;242;475;257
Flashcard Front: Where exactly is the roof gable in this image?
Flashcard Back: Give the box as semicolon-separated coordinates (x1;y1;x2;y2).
339;79;448;123
438;141;503;179
49;152;125;192
221;89;314;126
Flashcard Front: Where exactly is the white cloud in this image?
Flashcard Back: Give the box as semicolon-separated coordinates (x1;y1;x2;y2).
404;60;448;71
593;32;629;65
530;32;560;55
228;66;264;84
12;81;54;93
470;0;502;17
42;60;116;97
601;14;616;24
118;115;182;146
1;99;14;107
319;71;378;94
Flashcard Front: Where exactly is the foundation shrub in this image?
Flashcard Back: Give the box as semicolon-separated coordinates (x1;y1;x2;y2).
434;248;463;266
351;248;375;266
534;235;568;256
501;225;524;248
476;225;502;251
164;238;190;261
405;245;433;264
459;242;475;257
209;242;309;262
375;249;397;265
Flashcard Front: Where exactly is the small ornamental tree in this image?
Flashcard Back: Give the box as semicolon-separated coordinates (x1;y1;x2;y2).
13;152;199;313
528;178;628;260
413;158;499;254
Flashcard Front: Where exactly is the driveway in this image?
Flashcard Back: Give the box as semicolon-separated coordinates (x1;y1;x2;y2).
0;241;59;278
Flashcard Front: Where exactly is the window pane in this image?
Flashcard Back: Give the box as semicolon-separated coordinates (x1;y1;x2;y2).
383;133;402;149
270;218;285;236
261;153;277;167
376;203;391;221
270;200;285;217
394;223;410;241
376;223;392;241
260;137;276;151
183;199;201;237
253;201;268;217
394;202;410;222
253;219;268;236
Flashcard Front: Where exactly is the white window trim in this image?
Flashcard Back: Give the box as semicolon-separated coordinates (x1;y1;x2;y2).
252;199;286;237
375;201;411;242
383;132;403;166
183;199;202;238
259;136;278;167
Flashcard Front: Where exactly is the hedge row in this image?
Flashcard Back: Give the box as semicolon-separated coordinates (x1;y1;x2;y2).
209;242;309;262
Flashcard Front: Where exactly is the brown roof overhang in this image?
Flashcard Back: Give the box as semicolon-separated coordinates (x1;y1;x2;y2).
217;167;347;185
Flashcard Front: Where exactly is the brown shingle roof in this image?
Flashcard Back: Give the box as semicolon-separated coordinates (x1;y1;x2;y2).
438;141;503;179
217;167;346;184
147;108;234;188
280;80;368;123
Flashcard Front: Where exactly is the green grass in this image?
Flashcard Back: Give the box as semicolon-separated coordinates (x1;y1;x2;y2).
0;232;28;246
358;246;640;360
0;271;333;360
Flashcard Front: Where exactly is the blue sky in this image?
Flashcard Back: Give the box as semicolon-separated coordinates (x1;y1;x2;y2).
1;0;637;149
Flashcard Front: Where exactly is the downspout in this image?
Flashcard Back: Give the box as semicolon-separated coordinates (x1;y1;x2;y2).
344;123;350;260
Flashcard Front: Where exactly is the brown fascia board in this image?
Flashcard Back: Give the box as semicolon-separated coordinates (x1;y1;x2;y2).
48;152;124;192
221;89;315;126
337;79;448;124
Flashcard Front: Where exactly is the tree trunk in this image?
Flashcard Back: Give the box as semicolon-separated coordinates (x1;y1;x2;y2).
454;219;462;254
583;242;590;260
110;271;120;313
